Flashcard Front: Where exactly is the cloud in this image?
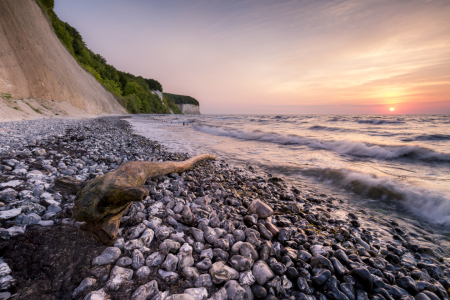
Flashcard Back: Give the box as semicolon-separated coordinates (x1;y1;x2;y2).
55;0;450;114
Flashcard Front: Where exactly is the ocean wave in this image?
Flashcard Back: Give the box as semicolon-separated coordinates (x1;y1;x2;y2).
327;117;346;122
308;125;355;133
356;119;405;125
301;167;450;224
193;124;450;161
402;134;450;142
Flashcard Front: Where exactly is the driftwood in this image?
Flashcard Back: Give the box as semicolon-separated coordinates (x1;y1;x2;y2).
54;154;216;245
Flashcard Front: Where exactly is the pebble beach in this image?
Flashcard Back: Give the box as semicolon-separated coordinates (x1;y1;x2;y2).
0;117;449;300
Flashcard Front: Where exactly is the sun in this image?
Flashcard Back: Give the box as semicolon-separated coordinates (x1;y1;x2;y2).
390;107;395;112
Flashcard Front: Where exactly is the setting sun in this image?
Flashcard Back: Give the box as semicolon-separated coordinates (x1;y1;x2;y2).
390;107;395;111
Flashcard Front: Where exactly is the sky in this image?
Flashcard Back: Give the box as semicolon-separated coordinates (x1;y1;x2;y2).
55;0;450;114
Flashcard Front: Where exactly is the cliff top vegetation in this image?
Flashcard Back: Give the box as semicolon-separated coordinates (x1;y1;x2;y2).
163;93;200;106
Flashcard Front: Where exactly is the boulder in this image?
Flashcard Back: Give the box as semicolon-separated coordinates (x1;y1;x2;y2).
247;200;273;218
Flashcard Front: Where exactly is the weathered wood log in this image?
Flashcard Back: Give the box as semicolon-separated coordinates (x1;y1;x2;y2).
53;176;87;194
58;154;216;245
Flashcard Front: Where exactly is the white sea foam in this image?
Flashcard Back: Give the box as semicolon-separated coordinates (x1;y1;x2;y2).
356;119;405;125
301;167;450;224
193;124;450;161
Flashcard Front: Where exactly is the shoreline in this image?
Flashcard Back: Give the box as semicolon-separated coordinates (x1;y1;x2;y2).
0;117;448;299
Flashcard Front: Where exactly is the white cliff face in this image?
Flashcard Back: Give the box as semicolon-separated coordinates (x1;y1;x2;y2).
151;91;173;114
176;104;200;115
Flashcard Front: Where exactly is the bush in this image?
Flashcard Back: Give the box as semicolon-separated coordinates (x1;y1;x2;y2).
163;93;199;106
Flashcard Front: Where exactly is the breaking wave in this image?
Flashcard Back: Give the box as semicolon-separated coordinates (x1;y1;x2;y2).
301;167;450;224
193;125;450;161
402;134;450;142
356;119;405;125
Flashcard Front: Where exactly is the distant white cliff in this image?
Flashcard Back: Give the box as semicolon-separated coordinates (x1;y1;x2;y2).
176;104;200;115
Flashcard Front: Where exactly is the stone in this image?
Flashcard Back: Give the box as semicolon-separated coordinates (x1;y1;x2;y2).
132;249;145;269
230;255;252;272
356;290;369;300
340;283;355;300
208;288;228;300
209;261;240;284
415;293;432;300
92;247;121;266
239;242;258;261
166;294;196;300
135;266;151;279
0;226;25;239
224;280;246;300
38;220;54;226
257;223;273;240
0;275;14;290
200;248;214;260
146;216;162;230
106;266;133;291
297;277;311;293
130;280;159;300
113;238;125;250
418;247;435;257
195;274;213;288
146;251;165;267
0;263;11;277
180;205;196;225
33;148;46;155
0;180;22;188
116;257;132;267
158;269;180;284
162;253;179;272
22;213;41;225
194;242;205;253
240;270;256;286
84;289;107;300
312;269;331;286
355;237;370;250
182;267;200;279
159;239;181;254
351;268;373;293
185;287;208;300
213;248;229;261
233;230;246;242
311;255;334;273
251;284;267;299
398;276;419;295
155;225;174;240
0;188;17;202
248;200;273;218
0;208;22;220
46;204;62;213
127;224;147;240
178;251;195;269
204;227;225;244
252;260;275;285
196;258;212;271
190;228;205;243
310;245;324;256
72;277;97;299
333;249;351;265
330;257;347;277
270;262;287;276
140;228;155;247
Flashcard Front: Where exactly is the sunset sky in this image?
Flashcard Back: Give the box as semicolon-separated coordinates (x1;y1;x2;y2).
55;0;450;114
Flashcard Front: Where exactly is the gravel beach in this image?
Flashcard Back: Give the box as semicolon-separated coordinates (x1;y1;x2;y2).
0;117;449;300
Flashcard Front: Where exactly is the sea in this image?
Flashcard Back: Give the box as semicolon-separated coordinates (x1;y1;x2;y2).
128;114;450;253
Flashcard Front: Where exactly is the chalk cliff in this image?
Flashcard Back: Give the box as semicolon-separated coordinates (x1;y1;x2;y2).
0;0;127;121
176;104;201;115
